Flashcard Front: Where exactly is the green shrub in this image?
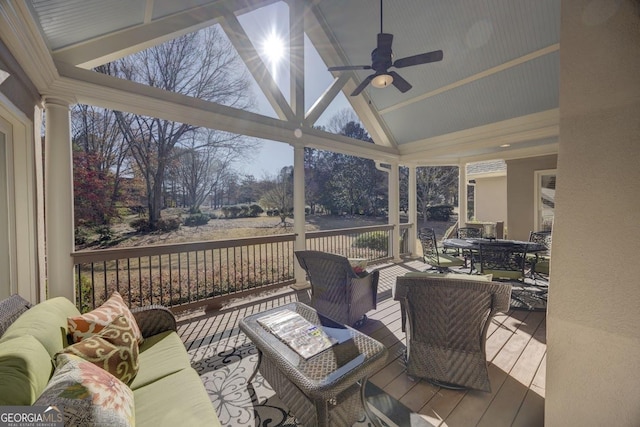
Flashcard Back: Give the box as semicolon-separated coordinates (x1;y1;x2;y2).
156;217;181;232
249;204;264;217
426;205;454;221
75;226;91;245
353;231;388;251
130;217;152;233
97;225;113;242
184;213;210;227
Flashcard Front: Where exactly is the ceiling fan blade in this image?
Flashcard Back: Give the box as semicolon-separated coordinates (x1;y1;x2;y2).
351;74;375;96
328;65;372;71
377;33;394;53
393;50;443;68
388;71;412;93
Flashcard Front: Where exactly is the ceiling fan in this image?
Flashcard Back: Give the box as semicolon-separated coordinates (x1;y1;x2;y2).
328;0;443;96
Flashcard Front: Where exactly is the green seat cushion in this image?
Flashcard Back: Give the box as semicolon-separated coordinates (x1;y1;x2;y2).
133;368;220;427
534;259;550;274
404;272;493;282
129;331;192;390
0;297;80;357
0;335;54;405
483;269;524;280
424;253;465;267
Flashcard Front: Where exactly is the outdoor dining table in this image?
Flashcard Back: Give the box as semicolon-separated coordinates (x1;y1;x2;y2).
442;238;547;253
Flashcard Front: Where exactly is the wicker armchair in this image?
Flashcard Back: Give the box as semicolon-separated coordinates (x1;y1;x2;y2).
394;274;511;391
295;250;379;327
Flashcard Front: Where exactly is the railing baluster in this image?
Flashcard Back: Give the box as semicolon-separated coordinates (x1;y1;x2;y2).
72;226;400;311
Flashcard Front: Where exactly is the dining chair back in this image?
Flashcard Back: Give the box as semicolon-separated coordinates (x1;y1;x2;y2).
418;228;464;272
528;230;552;275
457;227;483;239
294;250;378;327
455;227;483;271
478;242;529;281
394;274;511;391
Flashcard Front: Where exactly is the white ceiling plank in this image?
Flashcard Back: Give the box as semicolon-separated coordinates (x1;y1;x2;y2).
379;44;561;116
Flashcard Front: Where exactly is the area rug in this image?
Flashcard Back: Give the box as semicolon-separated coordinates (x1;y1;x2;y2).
190;341;411;426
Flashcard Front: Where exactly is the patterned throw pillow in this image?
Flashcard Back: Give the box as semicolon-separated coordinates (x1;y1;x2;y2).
34;353;135;427
68;291;143;344
58;315;139;385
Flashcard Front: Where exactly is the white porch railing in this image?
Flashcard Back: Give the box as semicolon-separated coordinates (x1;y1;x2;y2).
72;223;414;312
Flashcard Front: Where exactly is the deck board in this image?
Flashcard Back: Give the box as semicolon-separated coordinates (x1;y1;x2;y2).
177;259;546;426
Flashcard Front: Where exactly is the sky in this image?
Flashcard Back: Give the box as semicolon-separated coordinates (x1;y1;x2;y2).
229;2;354;178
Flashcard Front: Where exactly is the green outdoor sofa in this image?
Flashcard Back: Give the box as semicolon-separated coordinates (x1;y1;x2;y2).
0;294;220;426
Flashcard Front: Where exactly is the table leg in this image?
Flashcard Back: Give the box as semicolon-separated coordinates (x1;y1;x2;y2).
361;377;382;427
247;349;262;384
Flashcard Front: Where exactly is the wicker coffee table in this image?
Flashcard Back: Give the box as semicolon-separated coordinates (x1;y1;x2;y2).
239;302;388;427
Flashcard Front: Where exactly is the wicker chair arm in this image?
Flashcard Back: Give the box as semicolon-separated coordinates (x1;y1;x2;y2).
0;294;32;337
349;269;379;309
491;283;512;313
131;305;177;338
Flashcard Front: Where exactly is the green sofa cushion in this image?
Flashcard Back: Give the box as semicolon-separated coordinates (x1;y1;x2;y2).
129;331;192;390
133;368;220;427
0;297;80;357
0;335;54;405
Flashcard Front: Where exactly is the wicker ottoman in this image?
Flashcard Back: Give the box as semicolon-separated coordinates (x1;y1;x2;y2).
240;302;387;427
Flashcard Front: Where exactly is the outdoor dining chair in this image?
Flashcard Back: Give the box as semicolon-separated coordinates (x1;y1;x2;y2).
456;227;484;272
294;250;378;327
478;242;529;281
394;273;511;391
528;230;552;276
418;228;465;272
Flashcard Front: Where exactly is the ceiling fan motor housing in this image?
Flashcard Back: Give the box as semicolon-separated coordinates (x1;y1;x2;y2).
372;33;394;72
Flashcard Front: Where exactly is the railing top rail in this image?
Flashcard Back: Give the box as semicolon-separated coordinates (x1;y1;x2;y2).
72;233;296;264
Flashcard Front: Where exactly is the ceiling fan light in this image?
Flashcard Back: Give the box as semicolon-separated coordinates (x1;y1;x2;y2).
371;73;393;88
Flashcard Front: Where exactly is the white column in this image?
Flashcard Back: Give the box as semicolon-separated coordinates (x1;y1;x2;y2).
458;162;468;227
388;162;401;261
44;98;75;301
292;142;307;287
408;165;418;255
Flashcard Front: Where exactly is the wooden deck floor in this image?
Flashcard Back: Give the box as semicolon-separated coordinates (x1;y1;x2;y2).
177;259;545;427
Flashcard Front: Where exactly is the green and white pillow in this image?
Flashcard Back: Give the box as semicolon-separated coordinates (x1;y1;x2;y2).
34;353;135;427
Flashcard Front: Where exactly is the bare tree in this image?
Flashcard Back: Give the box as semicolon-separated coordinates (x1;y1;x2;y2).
102;26;253;228
259;167;294;226
174;129;252;212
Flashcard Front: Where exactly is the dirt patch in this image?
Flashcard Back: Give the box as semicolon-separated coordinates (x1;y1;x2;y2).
81;213;455;250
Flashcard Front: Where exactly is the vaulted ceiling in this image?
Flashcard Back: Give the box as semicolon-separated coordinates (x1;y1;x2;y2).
1;0;560;165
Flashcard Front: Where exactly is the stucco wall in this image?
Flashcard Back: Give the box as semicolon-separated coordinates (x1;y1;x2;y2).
473;176;507;228
506;155;557;241
546;0;640;425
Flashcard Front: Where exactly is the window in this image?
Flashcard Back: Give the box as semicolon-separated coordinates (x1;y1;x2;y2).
535;169;556;231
